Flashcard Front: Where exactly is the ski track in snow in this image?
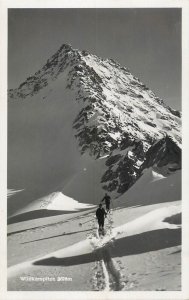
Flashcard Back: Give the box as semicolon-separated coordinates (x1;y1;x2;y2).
8;204;181;291
90;212;124;291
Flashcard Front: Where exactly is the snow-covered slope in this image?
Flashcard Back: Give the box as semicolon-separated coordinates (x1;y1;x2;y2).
115;168;181;209
13;192;95;215
8;44;181;217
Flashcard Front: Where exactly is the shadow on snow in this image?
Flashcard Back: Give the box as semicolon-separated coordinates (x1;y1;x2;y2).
33;228;181;267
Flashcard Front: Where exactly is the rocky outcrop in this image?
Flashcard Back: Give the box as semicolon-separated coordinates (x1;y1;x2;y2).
142;135;181;175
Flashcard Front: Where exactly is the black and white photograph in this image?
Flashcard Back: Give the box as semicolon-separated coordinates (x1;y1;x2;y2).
1;1;189;299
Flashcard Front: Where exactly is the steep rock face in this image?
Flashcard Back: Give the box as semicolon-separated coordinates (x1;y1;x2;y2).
142;135;181;175
68;49;181;159
101;139;146;194
101;134;182;195
8;44;181;199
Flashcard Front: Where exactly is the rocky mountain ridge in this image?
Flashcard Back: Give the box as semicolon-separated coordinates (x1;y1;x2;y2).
8;44;181;197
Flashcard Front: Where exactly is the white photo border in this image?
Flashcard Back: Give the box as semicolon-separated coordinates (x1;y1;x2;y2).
0;1;189;299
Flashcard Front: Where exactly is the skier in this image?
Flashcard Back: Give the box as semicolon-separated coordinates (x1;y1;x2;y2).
101;193;111;212
96;203;107;234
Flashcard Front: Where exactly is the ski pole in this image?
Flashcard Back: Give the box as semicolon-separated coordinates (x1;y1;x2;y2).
111;199;115;210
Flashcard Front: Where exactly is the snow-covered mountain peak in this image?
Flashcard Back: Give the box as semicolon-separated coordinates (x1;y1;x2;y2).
8;43;181;202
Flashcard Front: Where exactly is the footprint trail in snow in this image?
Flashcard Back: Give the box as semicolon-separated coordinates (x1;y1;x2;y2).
8;204;180;290
88;209;127;291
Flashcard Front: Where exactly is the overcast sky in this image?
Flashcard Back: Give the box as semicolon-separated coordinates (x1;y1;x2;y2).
8;8;181;110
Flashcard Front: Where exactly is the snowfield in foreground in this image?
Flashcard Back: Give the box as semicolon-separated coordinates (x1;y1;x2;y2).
8;203;181;282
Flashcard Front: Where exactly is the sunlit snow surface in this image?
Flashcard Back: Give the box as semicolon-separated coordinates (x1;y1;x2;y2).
46;192;96;211
151;170;166;182
42;204;181;258
7;189;24;198
8;203;181;279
